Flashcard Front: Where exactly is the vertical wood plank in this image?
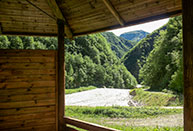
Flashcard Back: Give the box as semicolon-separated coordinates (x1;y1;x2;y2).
182;0;193;131
55;51;59;131
57;19;65;131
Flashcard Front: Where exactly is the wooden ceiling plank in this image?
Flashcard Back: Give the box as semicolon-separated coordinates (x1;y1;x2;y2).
102;0;125;26
26;0;56;20
46;0;73;38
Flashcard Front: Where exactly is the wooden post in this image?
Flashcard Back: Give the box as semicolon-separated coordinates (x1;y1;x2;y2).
182;0;193;131
57;19;65;131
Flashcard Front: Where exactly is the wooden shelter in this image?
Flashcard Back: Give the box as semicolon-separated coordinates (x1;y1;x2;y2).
0;0;192;131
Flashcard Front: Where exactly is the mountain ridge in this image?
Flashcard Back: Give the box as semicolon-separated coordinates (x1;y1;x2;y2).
101;32;134;58
121;27;167;82
120;30;149;43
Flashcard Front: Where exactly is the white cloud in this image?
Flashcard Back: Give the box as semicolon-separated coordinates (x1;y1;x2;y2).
108;18;169;36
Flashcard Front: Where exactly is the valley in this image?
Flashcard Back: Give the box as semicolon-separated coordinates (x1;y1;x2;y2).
0;16;183;131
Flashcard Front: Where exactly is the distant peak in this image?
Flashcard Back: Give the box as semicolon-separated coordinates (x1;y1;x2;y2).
121;30;149;35
119;30;149;42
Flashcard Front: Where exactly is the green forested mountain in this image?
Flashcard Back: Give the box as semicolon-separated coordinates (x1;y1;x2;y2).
65;34;137;89
101;32;134;58
121;26;166;81
0;33;137;89
139;16;183;93
120;30;149;43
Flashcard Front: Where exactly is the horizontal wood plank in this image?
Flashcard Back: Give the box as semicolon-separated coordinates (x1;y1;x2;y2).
0;49;56;57
0;63;55;69
0;117;55;130
0;93;55;102
0;106;55;116
0;99;55;109
0;69;55;75
0;87;55;96
0;57;55;63
8;124;56;131
0;74;55;82
0;81;55;89
0;112;55;122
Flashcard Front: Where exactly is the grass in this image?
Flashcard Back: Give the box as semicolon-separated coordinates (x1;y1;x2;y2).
66;106;182;119
68;125;183;131
66;106;183;131
107;126;183;131
130;88;182;106
66;86;96;94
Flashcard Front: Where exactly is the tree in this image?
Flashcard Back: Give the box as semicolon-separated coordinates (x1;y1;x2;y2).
0;36;10;49
8;36;23;49
139;16;183;93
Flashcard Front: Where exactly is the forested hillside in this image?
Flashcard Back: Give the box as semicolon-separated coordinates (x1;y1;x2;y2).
0;33;137;89
122;26;166;81
121;16;182;93
139;16;183;93
101;32;134;58
120;30;149;43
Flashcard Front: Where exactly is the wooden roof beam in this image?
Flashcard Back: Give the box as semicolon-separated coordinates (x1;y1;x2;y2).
102;0;125;26
46;0;73;38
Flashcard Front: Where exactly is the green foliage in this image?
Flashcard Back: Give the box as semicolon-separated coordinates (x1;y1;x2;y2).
101;32;134;58
120;30;149;43
139;16;183;93
65;34;137;89
0;36;10;49
65;86;96;94
130;88;182;106
20;36;35;49
122;26;166;81
8;36;23;49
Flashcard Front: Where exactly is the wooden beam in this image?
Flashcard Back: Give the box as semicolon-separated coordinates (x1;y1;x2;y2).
102;0;125;26
183;0;193;131
57;19;65;131
1;10;181;37
64;117;119;131
74;10;181;37
66;126;79;131
46;0;73;38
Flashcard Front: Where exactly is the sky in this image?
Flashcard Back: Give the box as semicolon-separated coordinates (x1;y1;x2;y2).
109;18;169;36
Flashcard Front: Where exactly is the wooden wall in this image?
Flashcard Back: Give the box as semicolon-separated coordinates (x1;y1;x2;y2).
0;50;57;131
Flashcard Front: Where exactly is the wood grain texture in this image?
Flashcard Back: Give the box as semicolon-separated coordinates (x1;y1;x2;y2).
7;124;56;131
102;0;125;26
0;106;55;116
57;19;65;131
64;117;119;131
0;50;57;131
182;0;193;131
46;0;73;38
0;0;182;37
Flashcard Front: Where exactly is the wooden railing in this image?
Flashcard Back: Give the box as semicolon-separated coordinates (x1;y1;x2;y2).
64;117;119;131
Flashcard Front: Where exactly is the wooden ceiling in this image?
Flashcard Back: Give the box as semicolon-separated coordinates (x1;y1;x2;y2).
0;0;182;38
